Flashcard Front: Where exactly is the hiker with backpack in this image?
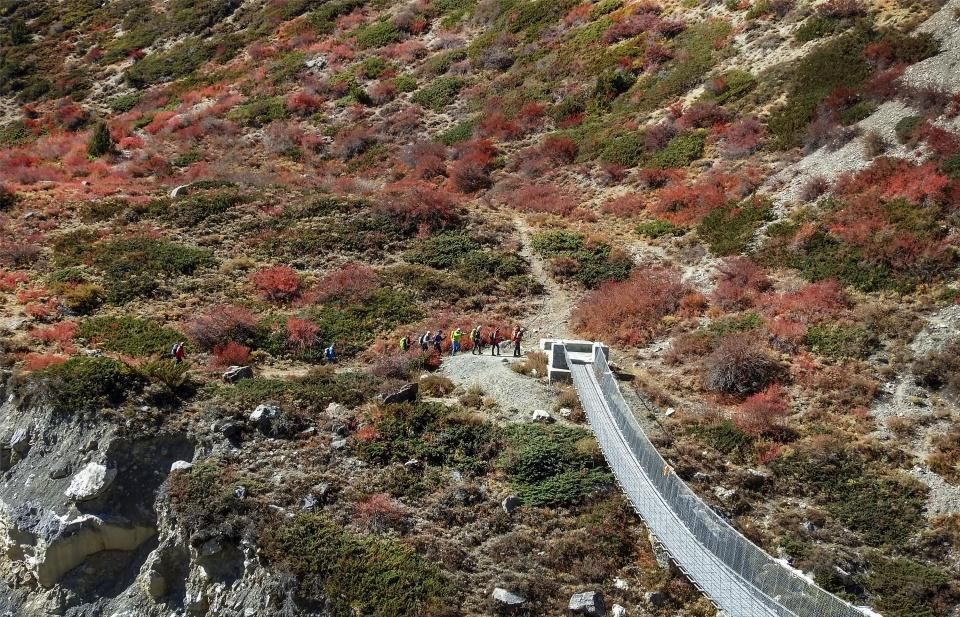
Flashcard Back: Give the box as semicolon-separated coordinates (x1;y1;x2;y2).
471;325;483;355
170;341;185;364
399;334;410;352
451;327;463;356
489;326;501;356
420;330;432;352
325;343;337;363
433;330;444;353
512;326;525;357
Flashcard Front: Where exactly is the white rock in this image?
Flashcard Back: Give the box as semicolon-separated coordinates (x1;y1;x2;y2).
250;404;280;424
531;409;553;423
170;460;193;472
613;577;629;590
492;587;526;607
65;462;116;502
612;605;627;617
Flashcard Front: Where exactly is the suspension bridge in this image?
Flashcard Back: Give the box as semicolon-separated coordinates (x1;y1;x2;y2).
546;340;871;617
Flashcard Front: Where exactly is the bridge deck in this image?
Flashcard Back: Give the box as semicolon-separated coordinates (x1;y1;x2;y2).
567;353;868;617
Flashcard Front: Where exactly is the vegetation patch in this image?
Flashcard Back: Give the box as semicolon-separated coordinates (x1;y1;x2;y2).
78;316;182;357
36;357;139;414
697;199;772;256
358;402;501;474
411;76;465;112
501;424;613;506
259;512;453;615
805;323;877;359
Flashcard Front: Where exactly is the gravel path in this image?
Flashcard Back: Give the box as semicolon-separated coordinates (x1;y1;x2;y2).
439;352;559;422
515;218;576;340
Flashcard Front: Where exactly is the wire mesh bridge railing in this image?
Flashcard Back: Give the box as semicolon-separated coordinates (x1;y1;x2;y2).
563;342;869;617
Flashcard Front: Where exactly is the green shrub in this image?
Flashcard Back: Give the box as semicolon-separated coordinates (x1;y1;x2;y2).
0;120;31;146
309;289;423;355
393;73;418;92
708;312;763;335
226;97;288;127
768;29;871;149
167;460;259;540
359;56;389;79
358;402;501;474
532;231;585;256
437;117;476;145
805;323;877;359
634;19;733;111
574;245;632;288
109;92;143;113
772;442;927;547
78;316;182;357
636;219;683;238
38;357;139;414
895;115;923;144
501;424;613;506
216;369;377;414
940;154;960;179
590;0;623;19
89;237;215;304
354;20;401;49
697;199;772;256
404;233;480;269
308;0;366;33
600;132;645;167
773;230;892;292
794;16;844;43
164;190;246;226
259;512;453;615
702;69;756;105
865;556;956;617
411;76;465;112
690;420;753;460
423;49;466;75
125;37;216;87
648;130;706;168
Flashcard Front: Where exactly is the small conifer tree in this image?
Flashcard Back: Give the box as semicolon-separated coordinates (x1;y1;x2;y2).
87;122;115;158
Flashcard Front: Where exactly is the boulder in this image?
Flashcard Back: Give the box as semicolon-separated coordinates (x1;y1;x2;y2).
143;569;167;599
492;587;527;608
218;420;244;442
558;407;573;418
10;427;30;456
381;382;419;405
222;365;254;383
250;404;280;424
611;605;627;617
501;495;522;515
170;460;193;473
49;462;72;480
65;462;117;502
613;577;629;590
569;591;606;616
531;409;554;423
330;438;348;450
234;486;247;499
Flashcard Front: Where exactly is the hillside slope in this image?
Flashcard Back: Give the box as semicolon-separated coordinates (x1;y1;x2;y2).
1;0;960;615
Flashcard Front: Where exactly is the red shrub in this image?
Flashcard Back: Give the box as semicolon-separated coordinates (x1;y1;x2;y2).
711;257;771;310
22;353;68;371
376;180;461;233
602;193;645;217
30;321;77;349
564;3;593;25
542;135;578;163
331;126;376;160
212;341;251;367
309;263;378;303
286;317;321;352
509;183;577;217
678;102;730;129
449;139;495;193
644;122;677;152
250;265;302;302
286;90;325;115
762;280;848;324
0;270;29;291
184;305;259;350
571;267;688;346
354;493;408;532
736;384;790;436
719;116;765;158
478;111;522;141
863;64;905;100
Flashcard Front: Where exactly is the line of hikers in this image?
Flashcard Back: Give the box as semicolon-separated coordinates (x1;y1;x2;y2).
398;325;526;357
